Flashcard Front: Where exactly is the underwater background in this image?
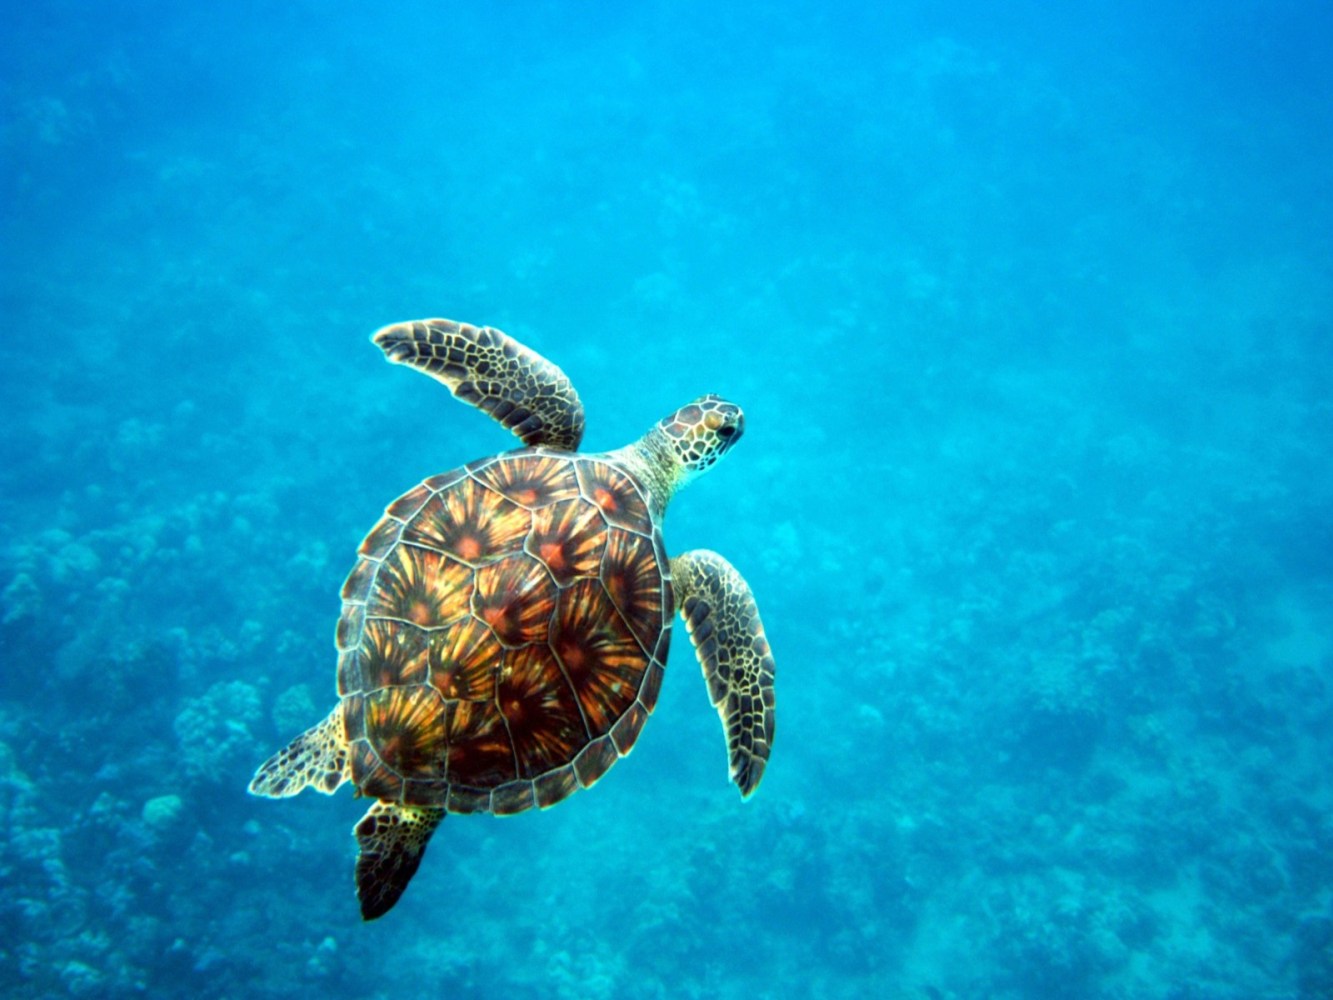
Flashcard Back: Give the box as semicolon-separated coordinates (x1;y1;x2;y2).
3;1;1331;997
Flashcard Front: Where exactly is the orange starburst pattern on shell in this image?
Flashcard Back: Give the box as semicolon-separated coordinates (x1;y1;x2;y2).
427;616;500;700
444;699;517;787
575;460;652;533
498;645;589;779
402;478;531;565
364;685;448;781
358;618;430;690
526;497;607;586
472;454;580;509
367;544;471;627
473;555;557;646
552;578;649;737
601;528;665;654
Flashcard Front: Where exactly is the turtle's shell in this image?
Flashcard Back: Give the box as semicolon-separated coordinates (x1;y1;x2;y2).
334;450;671;815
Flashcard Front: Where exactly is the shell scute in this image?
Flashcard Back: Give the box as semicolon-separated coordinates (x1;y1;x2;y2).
446;785;492;814
364;685;447;781
349;737;404;802
367;544;470;627
444;699;517;786
498;645;589;778
472;555;557;647
360;618;430;689
422;468;467;492
337;649;365;696
341;693;367;741
427;616;499;700
385;482;434;521
534;766;580;809
639;661;666;712
401;479;530;565
610;702;649;755
527;498;607;586
336;603;365;652
491;780;536;816
472;453;580;508
601;528;666;654
359;518;404;559
575;459;653;534
573;735;620;788
552;578;647;737
340;557;380;603
404;778;450;807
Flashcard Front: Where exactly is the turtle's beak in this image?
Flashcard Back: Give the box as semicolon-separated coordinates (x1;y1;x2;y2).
731;410;745;442
717;406;744;447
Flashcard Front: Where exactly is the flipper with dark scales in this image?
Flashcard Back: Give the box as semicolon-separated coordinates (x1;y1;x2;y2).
354;802;445;920
248;708;348;798
372;319;585;451
671;550;776;797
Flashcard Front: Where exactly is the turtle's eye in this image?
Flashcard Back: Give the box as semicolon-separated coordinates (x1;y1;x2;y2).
717;424;736;438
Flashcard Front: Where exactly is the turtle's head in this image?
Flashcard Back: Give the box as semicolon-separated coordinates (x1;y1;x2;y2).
620;394;745;516
656;394;745;484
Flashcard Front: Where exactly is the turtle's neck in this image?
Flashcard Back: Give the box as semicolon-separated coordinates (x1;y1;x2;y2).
601;426;683;522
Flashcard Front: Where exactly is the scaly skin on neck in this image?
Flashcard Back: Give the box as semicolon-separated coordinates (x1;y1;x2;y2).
605;426;687;522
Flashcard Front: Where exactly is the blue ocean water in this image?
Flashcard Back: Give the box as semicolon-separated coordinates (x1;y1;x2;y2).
3;1;1331;996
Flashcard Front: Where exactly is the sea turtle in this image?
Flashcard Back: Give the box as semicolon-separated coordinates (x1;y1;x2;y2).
249;318;776;919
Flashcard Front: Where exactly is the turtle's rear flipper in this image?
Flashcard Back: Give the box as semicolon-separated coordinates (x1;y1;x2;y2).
671;550;776;798
354;802;445;920
248;709;348;798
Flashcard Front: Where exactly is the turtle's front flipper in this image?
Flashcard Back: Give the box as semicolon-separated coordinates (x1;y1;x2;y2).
373;318;585;451
671;550;776;797
354;802;444;920
248;708;349;798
